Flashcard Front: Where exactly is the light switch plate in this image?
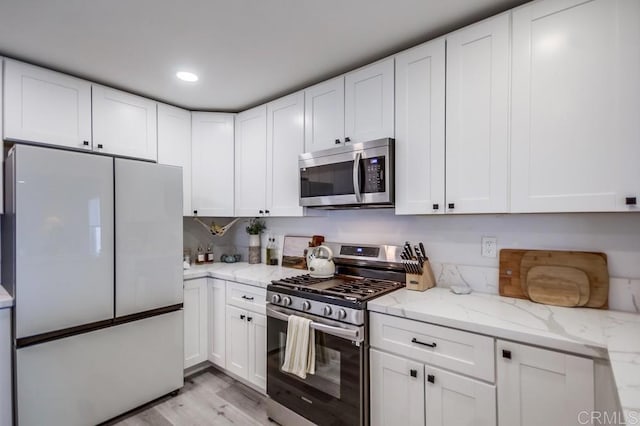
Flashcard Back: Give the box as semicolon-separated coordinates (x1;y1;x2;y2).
481;236;497;258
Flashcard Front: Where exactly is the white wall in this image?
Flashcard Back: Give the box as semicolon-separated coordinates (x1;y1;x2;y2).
186;211;640;313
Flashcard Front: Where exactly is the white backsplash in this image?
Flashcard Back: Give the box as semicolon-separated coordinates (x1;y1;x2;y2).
185;211;640;313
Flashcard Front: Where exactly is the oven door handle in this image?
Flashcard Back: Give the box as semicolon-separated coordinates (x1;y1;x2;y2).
352;151;362;203
267;306;363;342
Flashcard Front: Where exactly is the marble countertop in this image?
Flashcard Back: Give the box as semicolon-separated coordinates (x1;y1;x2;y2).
0;285;13;309
368;288;640;421
183;262;306;288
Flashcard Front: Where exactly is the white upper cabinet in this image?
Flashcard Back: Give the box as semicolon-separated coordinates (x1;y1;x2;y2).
394;39;446;215
92;85;158;161
3;59;92;150
511;0;640;212
497;340;594;426
446;13;510;214
345;58;395;143
191;112;235;217
234;105;267;217
304;76;345;152
266;91;305;217
157;104;192;216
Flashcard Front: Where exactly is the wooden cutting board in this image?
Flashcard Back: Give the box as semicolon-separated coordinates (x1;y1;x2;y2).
499;249;609;309
525;265;590;307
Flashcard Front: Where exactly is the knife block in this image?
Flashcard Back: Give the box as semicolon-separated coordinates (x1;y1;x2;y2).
406;260;436;292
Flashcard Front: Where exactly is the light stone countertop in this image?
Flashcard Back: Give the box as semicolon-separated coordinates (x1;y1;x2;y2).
0;285;13;309
183;262;306;288
368;287;640;423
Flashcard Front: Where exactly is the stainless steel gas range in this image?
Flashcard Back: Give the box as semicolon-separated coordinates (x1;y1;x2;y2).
266;242;405;426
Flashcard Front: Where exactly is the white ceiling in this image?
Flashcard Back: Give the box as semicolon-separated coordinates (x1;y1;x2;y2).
0;0;527;111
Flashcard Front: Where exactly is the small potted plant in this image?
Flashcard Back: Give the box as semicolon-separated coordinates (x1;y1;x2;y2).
246;218;266;264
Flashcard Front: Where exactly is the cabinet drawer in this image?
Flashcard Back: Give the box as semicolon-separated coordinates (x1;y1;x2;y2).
226;281;266;314
370;312;495;382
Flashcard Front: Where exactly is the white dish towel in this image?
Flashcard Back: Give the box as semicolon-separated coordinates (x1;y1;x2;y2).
281;315;316;379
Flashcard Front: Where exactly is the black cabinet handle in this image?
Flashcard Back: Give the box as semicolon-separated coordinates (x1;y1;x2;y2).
259;210;264;214
193;210;198;215
83;141;89;146
411;337;437;348
97;144;103;149
502;349;512;359
448;203;455;209
265;210;270;214
626;197;637;206
241;295;254;301
240;314;246;320
247;317;253;322
345;137;351;143
427;374;435;384
335;139;341;144
433;204;439;210
410;369;417;378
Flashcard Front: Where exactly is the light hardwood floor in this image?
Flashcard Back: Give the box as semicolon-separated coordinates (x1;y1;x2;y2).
109;367;274;426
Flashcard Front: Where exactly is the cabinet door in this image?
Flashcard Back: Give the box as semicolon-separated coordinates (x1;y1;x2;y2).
266;92;304;217
4;59;92;150
425;366;496;426
497;340;594;426
511;0;640;212
304;76;345;152
157;104;192;216
370;349;424;426
394;39;446;215
191;112;235;217
92;85;158;161
207;279;226;368
234;105;267;217
184;279;208;369
246;312;267;391
0;309;12;426
446;13;510;214
345;58;395;143
226;305;248;379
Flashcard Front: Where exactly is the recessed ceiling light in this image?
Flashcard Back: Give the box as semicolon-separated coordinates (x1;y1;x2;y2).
176;71;198;82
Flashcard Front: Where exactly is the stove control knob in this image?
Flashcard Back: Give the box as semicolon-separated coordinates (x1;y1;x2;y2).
302;301;311;311
282;296;292;307
338;309;347;320
271;294;281;304
323;306;333;316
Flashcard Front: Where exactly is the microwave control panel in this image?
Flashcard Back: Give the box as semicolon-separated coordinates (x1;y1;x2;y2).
362;156;386;193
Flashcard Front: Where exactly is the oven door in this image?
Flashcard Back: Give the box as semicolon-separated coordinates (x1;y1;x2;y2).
299;140;393;207
266;305;365;426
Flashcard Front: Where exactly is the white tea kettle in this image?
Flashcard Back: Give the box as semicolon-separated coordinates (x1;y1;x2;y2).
307;245;336;278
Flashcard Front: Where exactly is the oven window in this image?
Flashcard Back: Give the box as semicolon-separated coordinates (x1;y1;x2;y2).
278;331;341;398
300;160;354;197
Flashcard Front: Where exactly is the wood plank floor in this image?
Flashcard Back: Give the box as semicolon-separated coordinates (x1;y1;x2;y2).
110;367;275;426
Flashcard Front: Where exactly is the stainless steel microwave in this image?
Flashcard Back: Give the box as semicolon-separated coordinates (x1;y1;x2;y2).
299;138;394;209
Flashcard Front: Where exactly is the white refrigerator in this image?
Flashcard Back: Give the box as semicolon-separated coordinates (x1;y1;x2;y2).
2;145;184;425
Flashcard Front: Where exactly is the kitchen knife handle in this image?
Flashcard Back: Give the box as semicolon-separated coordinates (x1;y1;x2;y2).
427;374;435;384
410;369;417;378
412;337;437;348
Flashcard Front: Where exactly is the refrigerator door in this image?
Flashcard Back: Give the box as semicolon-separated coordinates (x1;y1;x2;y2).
13;145;114;339
115;159;183;317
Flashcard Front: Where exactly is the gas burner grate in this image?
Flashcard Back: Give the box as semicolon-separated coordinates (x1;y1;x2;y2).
272;274;404;302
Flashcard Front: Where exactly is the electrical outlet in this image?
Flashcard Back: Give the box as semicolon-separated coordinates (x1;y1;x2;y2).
481;236;497;258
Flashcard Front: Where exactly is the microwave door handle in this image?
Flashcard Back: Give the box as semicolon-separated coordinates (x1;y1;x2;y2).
353;151;362;203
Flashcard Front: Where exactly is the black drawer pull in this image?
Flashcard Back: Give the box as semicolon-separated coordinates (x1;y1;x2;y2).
344;137;351;143
448;203;455;209
247;317;253;322
411;337;436;348
626;197;637;206
427;374;435;384
335;139;341;144
83;141;89;146
265;210;270;214
432;204;439;210
259;210;264;214
502;349;512;359
241;295;254;301
240;314;246;320
97;144;103;149
410;369;417;378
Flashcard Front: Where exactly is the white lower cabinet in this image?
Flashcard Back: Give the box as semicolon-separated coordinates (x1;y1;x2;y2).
207;279;226;368
226;305;249;378
246;312;267;389
0;309;11;426
183;279;208;369
225;305;267;391
497;340;594;426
